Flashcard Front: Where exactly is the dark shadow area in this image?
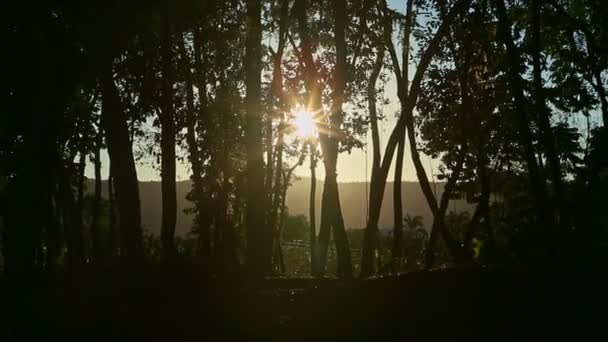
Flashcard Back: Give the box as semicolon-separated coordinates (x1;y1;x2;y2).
2;268;606;340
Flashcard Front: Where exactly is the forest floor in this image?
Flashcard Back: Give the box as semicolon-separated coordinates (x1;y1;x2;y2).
1;266;605;340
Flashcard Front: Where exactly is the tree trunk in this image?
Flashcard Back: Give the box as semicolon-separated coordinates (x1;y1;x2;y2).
270;126;284;271
367;48;384;274
265;115;274;226
59;157;84;269
46;172;60;271
75;147;87;264
309;143;317;273
160;13;177;262
91;131;102;264
392;0;414;272
107;170;116;258
268;0;289;270
245;0;270;276
326;0;353;279
192;28;211;259
182;35;209;261
101;59;143;262
277;170;293;274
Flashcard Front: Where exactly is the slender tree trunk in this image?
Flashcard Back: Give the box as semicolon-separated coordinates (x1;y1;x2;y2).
160;11;177;262
107;170;116;258
277;170;293;274
392;138;405;268
59;157;84;269
182;36;209;261
268;0;289;270
192;28;211;259
309;143;317;273
368;52;383;174
367;49;383;273
75;147;87;264
331;180;352;278
326;0;353;279
46;172;60;271
245;0;270;276
270;127;284;271
392;0;415;274
91;131;102;264
265;116;274;225
101;59;143;262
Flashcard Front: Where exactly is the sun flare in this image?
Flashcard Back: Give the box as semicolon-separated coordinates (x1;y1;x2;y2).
292;109;317;138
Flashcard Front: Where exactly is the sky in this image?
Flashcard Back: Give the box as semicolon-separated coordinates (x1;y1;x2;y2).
85;0;603;184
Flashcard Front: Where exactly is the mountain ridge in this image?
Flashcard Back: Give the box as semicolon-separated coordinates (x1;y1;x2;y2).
88;178;473;236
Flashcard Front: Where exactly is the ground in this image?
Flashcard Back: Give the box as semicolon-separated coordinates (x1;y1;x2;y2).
1;266;605;340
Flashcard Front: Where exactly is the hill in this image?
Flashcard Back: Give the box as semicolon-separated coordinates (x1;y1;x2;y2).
89;178;473;236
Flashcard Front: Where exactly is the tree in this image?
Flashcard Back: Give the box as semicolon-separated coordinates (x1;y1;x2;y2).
245;0;271;276
101;59;144;262
159;6;178;262
361;0;470;277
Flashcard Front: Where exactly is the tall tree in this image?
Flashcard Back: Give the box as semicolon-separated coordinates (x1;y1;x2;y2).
160;8;177;262
100;59;143;262
90;128;103;264
361;0;469;277
495;0;550;251
530;0;568;240
245;0;271;276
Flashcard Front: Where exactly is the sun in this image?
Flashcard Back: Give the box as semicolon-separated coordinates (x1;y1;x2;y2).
292;109;317;138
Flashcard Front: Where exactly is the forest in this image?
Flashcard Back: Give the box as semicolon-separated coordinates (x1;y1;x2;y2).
1;0;608;339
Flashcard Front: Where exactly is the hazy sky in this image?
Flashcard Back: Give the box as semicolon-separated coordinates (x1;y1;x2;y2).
85;0;602;183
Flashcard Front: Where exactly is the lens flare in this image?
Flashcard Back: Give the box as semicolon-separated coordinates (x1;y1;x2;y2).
292;109;317;138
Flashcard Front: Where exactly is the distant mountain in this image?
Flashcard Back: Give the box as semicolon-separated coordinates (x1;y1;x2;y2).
89;178;473;236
